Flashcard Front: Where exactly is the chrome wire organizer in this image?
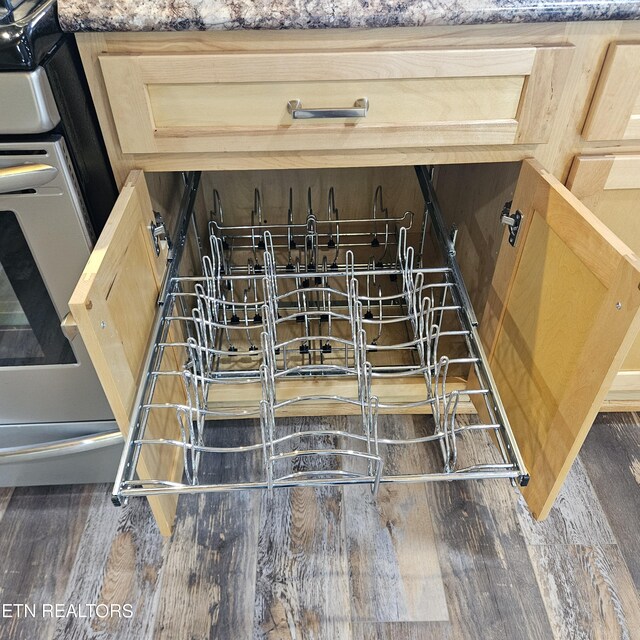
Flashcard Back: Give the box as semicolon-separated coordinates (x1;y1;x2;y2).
112;170;529;505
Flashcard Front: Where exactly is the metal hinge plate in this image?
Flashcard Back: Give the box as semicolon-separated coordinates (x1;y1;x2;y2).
500;201;523;247
149;211;168;256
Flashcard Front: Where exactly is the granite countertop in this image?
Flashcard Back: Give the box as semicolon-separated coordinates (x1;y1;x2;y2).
58;0;640;32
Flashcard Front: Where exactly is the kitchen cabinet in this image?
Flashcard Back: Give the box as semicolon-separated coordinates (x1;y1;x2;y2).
69;23;640;535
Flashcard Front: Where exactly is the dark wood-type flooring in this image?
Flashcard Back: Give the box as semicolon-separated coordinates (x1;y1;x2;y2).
0;412;639;640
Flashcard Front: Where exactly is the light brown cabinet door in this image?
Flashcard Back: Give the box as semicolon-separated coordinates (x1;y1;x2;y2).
583;42;640;141
480;159;640;519
98;45;573;155
69;170;183;536
567;154;640;405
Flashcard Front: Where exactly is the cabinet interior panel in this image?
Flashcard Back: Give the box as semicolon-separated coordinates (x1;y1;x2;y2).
579;190;640;371
430;162;521;322
567;155;640;371
197;166;426;229
491;215;606;463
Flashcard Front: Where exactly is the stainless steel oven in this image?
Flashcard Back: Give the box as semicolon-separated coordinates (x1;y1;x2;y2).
0;138;112;422
0;139;122;485
0;0;122;485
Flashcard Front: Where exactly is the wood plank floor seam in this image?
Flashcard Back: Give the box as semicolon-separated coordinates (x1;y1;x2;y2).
0;414;639;640
526;542;640;640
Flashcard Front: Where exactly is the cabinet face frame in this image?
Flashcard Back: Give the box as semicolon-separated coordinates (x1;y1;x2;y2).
69;160;640;532
97;45;573;156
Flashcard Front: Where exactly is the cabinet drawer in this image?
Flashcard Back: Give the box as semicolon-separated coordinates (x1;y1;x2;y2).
99;46;573;155
567;153;640;404
69;161;640;535
583;42;640;141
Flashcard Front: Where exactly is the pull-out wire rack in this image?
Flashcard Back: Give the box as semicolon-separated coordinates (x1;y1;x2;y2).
112;168;528;505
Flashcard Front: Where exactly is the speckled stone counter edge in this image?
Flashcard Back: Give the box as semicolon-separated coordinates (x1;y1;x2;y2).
58;0;640;33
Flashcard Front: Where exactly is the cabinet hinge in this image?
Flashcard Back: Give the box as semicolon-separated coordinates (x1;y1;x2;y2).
149;211;170;256
449;224;459;249
499;201;523;247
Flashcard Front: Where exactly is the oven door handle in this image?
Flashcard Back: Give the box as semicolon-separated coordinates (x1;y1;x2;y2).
0;431;123;464
0;163;58;194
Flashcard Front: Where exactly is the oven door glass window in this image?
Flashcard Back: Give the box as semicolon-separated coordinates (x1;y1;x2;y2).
0;210;76;366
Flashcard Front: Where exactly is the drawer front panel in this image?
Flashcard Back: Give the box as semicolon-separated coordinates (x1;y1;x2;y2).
148;77;525;129
583;42;640;141
99;46;573;155
567;154;640;375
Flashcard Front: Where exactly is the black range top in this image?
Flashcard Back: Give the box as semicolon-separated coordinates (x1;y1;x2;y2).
0;0;60;70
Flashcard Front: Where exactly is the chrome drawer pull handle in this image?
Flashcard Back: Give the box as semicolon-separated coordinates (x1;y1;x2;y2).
287;97;369;120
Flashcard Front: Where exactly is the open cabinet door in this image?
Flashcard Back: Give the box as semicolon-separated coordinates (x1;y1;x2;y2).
480;159;640;519
69;170;183;536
